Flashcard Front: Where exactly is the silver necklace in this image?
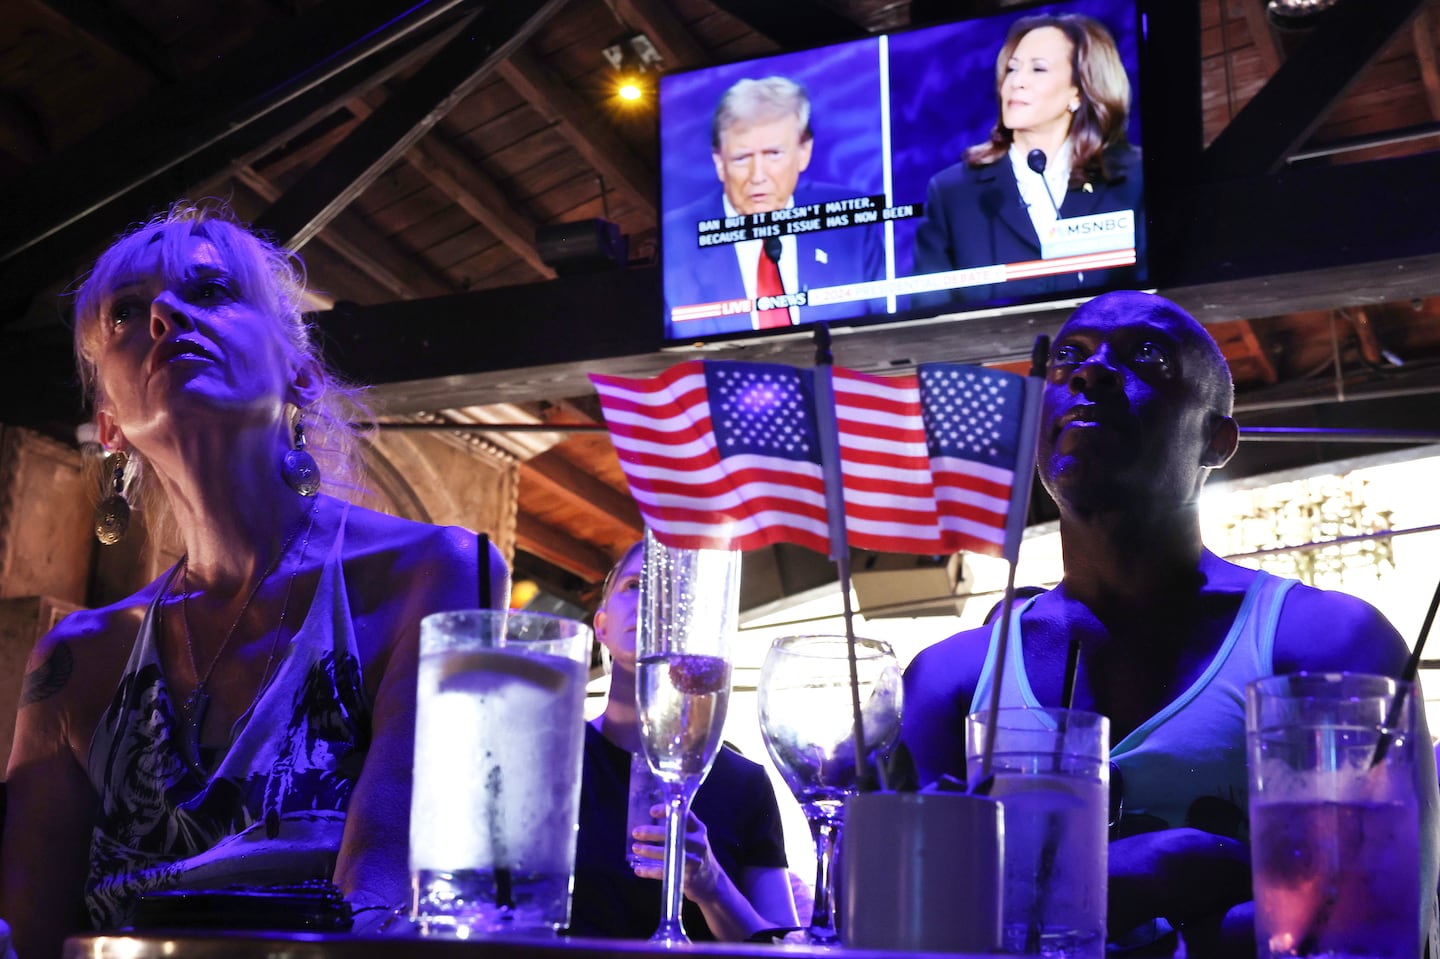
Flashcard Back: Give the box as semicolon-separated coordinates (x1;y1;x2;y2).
176;499;318;771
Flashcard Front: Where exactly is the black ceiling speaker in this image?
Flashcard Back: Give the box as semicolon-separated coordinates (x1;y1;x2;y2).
536;219;628;275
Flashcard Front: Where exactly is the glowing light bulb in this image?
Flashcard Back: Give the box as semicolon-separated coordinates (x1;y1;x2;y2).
617;80;643;101
510;579;540;609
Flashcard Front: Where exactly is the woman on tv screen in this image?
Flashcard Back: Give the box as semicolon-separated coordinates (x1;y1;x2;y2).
912;12;1143;307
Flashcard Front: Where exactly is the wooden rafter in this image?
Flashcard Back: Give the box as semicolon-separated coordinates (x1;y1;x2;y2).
1239;0;1282;76
32;0;179;83
522;450;644;536
610;0;707;68
0;0;479;264
256;0;572;251
497;47;658;219
234;167;456;299
255;115;366;182
345;98;556;281
405;143;558;280
702;0;867;48
1416;10;1440;120
1203;0;1429;178
0;5;475;315
1235;319;1279;385
515;512;612;582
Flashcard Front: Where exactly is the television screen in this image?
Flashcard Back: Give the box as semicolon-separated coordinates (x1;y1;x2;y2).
659;0;1150;345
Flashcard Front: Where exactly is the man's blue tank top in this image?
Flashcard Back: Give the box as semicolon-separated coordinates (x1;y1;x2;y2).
972;570;1296;837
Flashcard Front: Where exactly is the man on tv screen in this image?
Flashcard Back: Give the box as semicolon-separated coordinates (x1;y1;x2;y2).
664;76;884;339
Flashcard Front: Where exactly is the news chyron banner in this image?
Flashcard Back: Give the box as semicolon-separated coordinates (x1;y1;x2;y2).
694;194;917;247
670;194;921;325
670;196;1137;326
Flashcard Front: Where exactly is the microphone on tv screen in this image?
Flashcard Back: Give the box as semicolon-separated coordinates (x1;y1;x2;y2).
1027;148;1061;217
763;235;783;265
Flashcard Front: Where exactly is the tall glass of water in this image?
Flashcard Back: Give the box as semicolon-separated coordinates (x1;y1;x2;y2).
757;634;903;943
635;528;741;945
410;609;592;937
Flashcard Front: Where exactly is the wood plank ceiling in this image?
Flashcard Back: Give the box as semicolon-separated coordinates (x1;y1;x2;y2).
2;0;1440;605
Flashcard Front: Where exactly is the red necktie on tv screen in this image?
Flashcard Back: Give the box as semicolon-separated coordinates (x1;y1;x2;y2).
755;242;790;328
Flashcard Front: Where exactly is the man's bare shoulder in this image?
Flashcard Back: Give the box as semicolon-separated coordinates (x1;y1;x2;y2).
1272;579;1408;676
910;622;991;667
905;622;992;699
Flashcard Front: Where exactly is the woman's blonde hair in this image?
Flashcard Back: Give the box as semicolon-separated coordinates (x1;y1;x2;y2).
964;13;1132;186
72;200;373;496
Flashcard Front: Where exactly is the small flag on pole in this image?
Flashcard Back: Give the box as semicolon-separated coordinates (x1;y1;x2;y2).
590;358;1041;560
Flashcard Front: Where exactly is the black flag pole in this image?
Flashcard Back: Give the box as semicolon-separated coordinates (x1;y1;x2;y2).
975;334;1050;789
810;323;884;791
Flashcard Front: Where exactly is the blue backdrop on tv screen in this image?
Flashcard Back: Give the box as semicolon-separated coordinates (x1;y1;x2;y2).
659;0;1145;343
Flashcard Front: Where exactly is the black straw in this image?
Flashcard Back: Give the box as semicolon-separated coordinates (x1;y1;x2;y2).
1062;637;1080;710
478;532;491;609
1371;573;1440;766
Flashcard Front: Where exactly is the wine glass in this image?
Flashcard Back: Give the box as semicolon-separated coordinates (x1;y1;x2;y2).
635;529;741;945
757;634;903;943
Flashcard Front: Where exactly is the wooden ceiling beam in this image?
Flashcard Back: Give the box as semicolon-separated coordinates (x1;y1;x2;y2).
701;0;867;48
610;0;707;68
521;450;644;535
497;47;657;220
1235;319;1279;385
219;21;468;178
0;6;473;317
1239;0;1282;76
0;0;478;265
346;98;556;280
32;0;179;82
256;0;571;251
405;143;558;280
1415;10;1440;121
234;166;456;299
515;512;612;582
254;113;366;181
1203;0;1428;179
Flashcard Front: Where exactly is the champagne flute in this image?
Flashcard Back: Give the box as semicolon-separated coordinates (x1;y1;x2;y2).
635;529;741;945
757;634;903;943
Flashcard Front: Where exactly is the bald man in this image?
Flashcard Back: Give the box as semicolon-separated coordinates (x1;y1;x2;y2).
901;290;1438;957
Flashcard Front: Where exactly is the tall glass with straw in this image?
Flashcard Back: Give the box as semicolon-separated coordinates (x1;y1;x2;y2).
635;528;741;945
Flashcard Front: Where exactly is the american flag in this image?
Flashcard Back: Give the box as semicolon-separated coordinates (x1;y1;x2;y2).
590;359;1039;559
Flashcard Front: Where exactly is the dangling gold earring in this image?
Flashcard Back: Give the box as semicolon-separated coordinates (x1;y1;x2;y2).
94;450;131;545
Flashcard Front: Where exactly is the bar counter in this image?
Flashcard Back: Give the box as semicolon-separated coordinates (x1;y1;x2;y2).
64;932;1009;959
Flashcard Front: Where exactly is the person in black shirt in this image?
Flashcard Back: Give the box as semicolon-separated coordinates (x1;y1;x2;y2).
568;542;796;940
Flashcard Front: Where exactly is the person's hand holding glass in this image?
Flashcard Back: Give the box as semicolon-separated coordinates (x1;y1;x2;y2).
634;529;741;944
757;634;902;943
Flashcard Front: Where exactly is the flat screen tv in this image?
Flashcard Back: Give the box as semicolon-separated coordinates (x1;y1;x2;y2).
659;0;1160;346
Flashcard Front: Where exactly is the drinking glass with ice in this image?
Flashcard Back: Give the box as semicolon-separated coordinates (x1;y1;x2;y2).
409;609;592;937
1246;672;1423;959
